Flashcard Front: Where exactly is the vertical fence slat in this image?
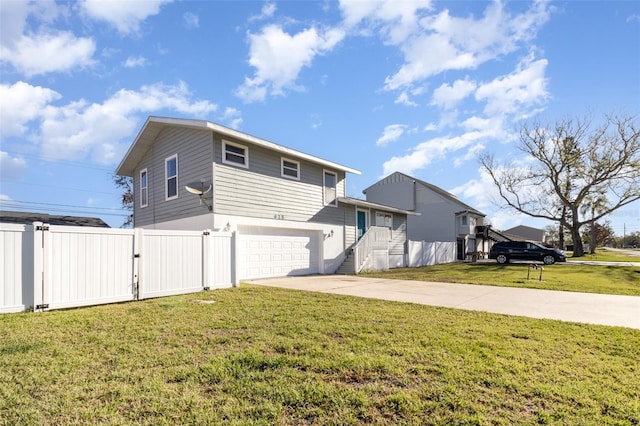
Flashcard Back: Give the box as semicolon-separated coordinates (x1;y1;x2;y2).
2;225;235;314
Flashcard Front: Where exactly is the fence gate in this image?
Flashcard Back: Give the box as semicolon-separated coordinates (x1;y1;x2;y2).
17;223;236;313
33;223;136;311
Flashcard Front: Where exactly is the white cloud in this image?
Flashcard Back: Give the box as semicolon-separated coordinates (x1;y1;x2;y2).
627;14;640;23
383;1;551;91
220;107;242;129
475;54;549;116
376;124;407;147
39;81;217;164
0;81;61;137
79;0;172;34
249;3;277;22
394;91;418;107
431;78;476;109
183;11;199;29
236;24;345;102
0;194;20;208
0;1;96;76
2;81;217;165
382;130;487;176
0;151;27;179
123;55;147;68
339;0;433;44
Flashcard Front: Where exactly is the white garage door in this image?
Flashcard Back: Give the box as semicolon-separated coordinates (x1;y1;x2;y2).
238;227;321;280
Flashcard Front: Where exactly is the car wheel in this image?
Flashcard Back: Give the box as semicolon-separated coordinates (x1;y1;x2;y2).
543;255;555;265
496;254;508;264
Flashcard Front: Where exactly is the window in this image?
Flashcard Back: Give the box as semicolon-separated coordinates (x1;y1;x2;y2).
140;168;148;208
461;215;468;225
165;155;178;200
375;212;393;228
222;140;248;168
323;170;337;206
281;158;300;180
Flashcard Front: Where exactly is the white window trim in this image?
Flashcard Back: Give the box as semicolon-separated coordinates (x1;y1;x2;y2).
222;140;249;168
357;209;369;239
140;168;148;208
375;212;393;229
323;170;338;207
165;154;178;201
281;158;300;180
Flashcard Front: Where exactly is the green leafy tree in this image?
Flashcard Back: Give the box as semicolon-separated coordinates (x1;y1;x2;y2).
580;221;615;250
481;113;640;257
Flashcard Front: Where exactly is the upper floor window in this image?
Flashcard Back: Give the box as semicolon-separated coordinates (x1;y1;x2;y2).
323;170;337;207
140;168;148;208
165;155;178;200
281;158;300;180
461;215;468;226
223;140;248;168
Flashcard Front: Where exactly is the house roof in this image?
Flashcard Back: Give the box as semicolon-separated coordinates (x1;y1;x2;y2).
503;225;545;234
0;211;110;227
363;171;485;217
337;197;421;216
116;116;362;177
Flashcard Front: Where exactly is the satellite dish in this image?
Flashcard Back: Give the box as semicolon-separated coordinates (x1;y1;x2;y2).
185;181;212;196
185;180;213;211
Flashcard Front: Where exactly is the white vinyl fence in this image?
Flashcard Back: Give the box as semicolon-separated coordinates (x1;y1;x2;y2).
407;241;456;267
1;222;237;314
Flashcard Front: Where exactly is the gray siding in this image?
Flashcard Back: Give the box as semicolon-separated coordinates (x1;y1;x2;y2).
212;134;346;225
409;184;456;242
133;127;213;227
343;205;357;249
366;175;456;242
390;214;407;256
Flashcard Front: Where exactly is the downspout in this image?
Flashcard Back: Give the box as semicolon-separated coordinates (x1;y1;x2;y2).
412;180;416;211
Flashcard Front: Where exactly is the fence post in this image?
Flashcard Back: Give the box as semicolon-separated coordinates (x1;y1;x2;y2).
231;231;239;287
202;230;211;290
133;228;143;300
32;222;49;311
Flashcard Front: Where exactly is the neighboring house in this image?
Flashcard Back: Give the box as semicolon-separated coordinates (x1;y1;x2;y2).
0;211;110;227
115;116;413;279
502;225;547;244
363;171;489;260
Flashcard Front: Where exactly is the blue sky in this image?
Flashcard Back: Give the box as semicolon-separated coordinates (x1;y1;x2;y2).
1;0;639;236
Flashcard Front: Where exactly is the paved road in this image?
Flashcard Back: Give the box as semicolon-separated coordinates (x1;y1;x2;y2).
249;275;640;330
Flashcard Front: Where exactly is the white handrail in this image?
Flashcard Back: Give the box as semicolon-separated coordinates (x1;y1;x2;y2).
355;226;390;272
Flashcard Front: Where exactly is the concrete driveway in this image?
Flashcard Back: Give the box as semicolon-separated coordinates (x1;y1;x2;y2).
248;275;640;330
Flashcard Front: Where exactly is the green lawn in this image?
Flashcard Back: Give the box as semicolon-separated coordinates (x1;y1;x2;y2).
362;262;640;296
573;248;640;263
1;285;639;425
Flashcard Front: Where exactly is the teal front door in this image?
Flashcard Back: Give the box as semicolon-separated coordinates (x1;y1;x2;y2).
357;210;367;240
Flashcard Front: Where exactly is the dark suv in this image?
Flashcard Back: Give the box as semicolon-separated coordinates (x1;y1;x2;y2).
489;241;566;265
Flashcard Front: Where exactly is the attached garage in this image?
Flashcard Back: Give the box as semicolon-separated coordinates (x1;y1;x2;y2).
238;226;322;280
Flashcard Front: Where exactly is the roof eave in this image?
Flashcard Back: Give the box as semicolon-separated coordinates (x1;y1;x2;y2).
115;116;362;177
337;197;420;216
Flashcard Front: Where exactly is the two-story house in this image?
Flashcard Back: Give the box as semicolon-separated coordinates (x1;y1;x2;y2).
116;116;413;279
363;171;488;260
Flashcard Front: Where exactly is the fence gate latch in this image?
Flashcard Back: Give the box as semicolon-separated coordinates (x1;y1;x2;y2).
36;225;50;231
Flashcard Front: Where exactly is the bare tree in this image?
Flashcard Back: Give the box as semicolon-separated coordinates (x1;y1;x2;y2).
480;113;640;257
113;174;133;228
